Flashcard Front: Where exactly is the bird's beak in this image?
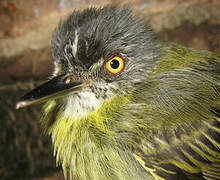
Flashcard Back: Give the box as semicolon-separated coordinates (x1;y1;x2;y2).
16;74;84;109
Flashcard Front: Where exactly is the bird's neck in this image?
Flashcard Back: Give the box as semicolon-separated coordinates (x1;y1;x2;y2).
41;94;148;179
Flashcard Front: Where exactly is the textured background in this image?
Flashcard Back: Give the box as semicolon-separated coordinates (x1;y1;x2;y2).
0;0;219;179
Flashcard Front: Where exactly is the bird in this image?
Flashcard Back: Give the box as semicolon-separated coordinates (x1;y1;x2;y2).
16;5;220;180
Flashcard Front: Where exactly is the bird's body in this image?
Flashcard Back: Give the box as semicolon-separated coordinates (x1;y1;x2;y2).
17;6;220;180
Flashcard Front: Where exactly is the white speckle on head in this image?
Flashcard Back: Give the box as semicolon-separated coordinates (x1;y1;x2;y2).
72;30;78;57
53;61;61;76
63;91;103;118
52;30;78;77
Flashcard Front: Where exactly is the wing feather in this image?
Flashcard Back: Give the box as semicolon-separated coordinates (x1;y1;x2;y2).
133;112;220;179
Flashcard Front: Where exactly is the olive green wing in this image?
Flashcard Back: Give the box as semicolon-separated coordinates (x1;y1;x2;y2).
133;110;220;180
131;47;220;179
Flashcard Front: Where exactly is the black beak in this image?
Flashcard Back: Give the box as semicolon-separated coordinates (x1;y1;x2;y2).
16;74;84;109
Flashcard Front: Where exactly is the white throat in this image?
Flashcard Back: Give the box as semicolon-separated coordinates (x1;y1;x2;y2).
63;91;104;118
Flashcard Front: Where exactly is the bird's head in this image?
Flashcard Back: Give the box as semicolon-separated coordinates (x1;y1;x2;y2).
16;6;161;118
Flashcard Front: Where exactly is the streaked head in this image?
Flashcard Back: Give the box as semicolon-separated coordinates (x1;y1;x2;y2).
16;6;161;118
15;7;164;179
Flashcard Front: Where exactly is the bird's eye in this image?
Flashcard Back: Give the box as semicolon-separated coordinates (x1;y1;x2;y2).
105;56;124;74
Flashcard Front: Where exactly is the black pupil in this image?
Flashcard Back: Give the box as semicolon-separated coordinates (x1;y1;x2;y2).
110;59;120;69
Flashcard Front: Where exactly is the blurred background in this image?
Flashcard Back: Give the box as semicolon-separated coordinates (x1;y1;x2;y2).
0;0;219;179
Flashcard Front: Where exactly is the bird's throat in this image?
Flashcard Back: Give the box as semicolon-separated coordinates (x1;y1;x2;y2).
40;93;133;179
63;91;104;118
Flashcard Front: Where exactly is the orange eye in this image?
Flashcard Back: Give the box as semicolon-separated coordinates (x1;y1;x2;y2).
105;56;124;74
